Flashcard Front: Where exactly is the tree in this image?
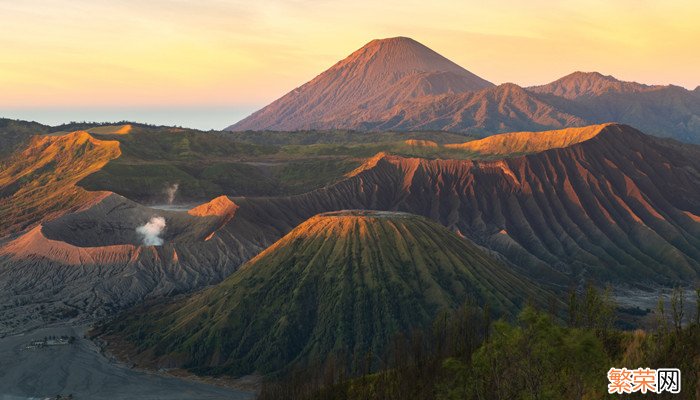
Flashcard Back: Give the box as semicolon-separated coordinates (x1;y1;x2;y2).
469;307;608;400
670;286;685;334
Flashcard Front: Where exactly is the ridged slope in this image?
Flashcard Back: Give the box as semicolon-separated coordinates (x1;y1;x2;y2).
568;86;700;143
215;124;700;284
529;72;700;143
228;37;493;131
0;119;50;162
3;124;698;333
101;211;553;375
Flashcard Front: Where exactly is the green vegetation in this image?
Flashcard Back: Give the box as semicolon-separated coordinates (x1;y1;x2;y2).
0;120;486;203
97;211;557;377
222;130;473;146
75;124;481;201
277;141;474;160
260;286;700;400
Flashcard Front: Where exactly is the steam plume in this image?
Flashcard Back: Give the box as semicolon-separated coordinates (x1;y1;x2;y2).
136;216;166;246
165;183;179;205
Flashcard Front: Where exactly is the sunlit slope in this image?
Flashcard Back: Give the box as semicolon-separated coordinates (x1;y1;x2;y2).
444;124;608;156
0;119;50;162
0;131;120;236
101;211;553;376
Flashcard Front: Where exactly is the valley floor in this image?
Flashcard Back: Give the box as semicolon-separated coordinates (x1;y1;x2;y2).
0;324;253;400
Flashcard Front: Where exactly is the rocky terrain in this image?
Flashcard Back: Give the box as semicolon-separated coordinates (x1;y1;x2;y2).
0;130;121;237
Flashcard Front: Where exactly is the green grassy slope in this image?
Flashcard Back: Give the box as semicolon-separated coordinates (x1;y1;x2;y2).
99;211;557;376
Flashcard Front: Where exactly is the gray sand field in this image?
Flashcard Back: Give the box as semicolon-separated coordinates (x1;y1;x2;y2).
0;324;253;400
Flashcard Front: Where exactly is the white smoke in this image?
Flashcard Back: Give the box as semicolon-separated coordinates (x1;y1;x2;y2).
136;216;167;246
165;183;179;205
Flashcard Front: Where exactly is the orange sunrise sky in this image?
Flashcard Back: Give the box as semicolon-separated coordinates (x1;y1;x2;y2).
1;0;699;129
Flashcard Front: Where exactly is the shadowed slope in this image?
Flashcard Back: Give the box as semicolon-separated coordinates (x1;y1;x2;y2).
529;72;700;143
570;86;700;142
0;119;50;162
99;211;554;376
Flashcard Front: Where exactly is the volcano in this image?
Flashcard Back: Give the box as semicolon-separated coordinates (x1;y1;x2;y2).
227;37;493;131
2;123;698;334
98;210;554;375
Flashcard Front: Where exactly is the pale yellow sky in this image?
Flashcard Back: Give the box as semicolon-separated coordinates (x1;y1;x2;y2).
1;0;699;128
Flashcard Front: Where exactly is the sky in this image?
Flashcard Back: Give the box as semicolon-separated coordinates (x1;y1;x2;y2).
1;0;699;130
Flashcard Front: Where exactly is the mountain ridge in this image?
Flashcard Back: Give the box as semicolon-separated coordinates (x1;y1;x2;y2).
226;37;700;143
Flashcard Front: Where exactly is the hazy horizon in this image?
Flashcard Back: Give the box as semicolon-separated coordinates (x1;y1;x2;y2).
1;105;261;131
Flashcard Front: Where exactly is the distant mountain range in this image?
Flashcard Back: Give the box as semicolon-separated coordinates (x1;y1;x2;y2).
228;37;700;144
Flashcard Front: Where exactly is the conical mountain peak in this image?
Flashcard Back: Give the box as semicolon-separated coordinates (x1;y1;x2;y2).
332;36;472;76
227;37;492;131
